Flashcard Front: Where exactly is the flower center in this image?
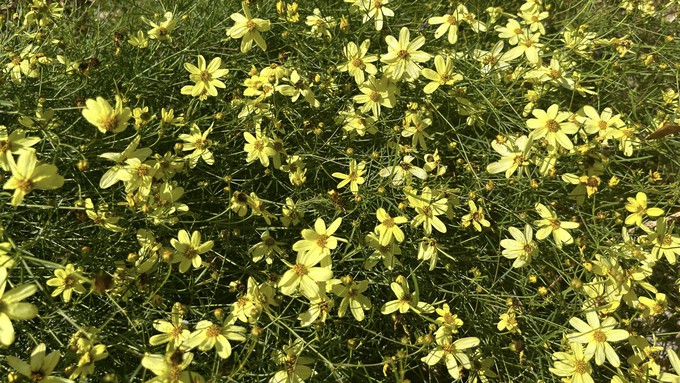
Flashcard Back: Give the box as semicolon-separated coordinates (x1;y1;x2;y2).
351;57;364;69
573;359;588;374
545;119;560;132
246;20;257;31
383;217;394;228
17;179;33;193
592;330;607;343
549;219;561;230
183;247;198;260
598;120;608;131
205;324;222;338
369;91;382;102
101;115;119;132
30;371;45;382
293;263;308;276
447;15;457;25
316;234;329;248
397;50;410;60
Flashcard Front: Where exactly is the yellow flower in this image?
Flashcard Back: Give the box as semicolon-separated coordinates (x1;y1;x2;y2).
46;264;87;303
332;278;372;321
355;0;394;30
461;200;491;232
3;150;64;207
579;105;625;141
374;208;408;245
533;202;579;248
81;95;132;134
180;55;229;99
0;126;41;171
183;319;246;359
567;311;629;367
527;104;578;151
624;192;664;227
500;224;538;268
227;2;271;53
337;40;378;84
6;343;72;383
549;343;594;383
270;339;315;383
149;303;190;351
305;8;336;38
421;336;480;380
497;309;521;334
364;233;402;270
381;27;432;82
638;293;668;318
408;187;448;235
141;350;204;383
486;135;533;178
353;75;397;117
435;303;464;340
380;275;434;314
275;70;319;107
142;11;177;42
179;124;214;167
421;54;463;94
504;32;543;64
429;12;462;44
170;230;214;273
332;160;366;194
243;130;276;167
278;250;333;299
0;267;38;346
292;217;343;263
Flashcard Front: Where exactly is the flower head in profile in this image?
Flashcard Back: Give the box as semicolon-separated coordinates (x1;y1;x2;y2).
3;149;64;207
227;2;271;52
0;267;39;346
381;275;434;315
142;350;204;383
180;55;229;100
381;27;432;82
6;343;73;383
142;11;177;42
81;95;132;134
